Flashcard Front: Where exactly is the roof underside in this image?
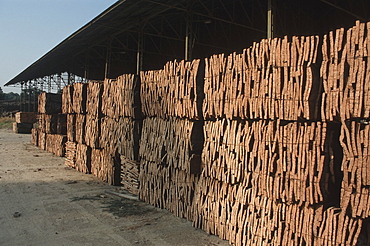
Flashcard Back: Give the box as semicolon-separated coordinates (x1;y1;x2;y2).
6;0;370;86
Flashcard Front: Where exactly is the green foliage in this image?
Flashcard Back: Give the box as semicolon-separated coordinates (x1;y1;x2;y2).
0;117;13;129
3;92;19;101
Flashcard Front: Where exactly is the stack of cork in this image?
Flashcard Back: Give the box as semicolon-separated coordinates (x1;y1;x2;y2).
191;32;364;245
99;75;142;190
139;59;203;220
31;92;66;157
29;20;370;246
62;76;141;187
203;36;321;120
62;83;90;172
321;21;370;227
14;112;37;134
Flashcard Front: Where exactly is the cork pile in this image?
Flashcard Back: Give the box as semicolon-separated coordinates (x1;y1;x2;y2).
31;92;66;157
61;76;141;187
139;59;203;220
29;20;370;246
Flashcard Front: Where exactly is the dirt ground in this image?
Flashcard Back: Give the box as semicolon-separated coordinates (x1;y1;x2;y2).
0;129;229;246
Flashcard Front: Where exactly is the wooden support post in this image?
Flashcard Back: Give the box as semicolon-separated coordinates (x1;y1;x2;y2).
136;32;143;75
28;81;31;112
84;49;90;82
185;4;193;61
33;80;37;113
20;82;24;112
267;0;274;39
105;43;112;79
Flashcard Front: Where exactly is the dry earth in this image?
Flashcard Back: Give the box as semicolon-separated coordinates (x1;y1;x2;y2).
0;129;229;246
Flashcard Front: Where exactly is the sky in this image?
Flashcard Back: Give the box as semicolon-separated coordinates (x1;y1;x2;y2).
0;0;117;93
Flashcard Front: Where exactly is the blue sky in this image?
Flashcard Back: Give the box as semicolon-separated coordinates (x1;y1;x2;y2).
0;0;117;93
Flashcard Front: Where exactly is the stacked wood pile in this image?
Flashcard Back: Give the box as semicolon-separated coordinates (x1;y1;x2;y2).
320;21;370;245
29;20;370;246
85;114;101;149
37;130;46;150
38;114;66;135
203;36;320;121
340;121;370;219
31;92;67;156
99;76;142;187
65;141;77;168
102;74;142;119
62;84;73;114
75;143;91;174
192;28;366;245
141;59;202;119
62;78;141;187
91;148;120;185
139;59;203;220
66;114;75;142
31;128;39;146
193;120;354;245
193;180;362;246
45;133;66;157
13;122;33;134
38;92;62;114
120;156;140;195
14;112;37;134
15;112;37;124
140;162;198;219
72;83;87;114
86;82;103;117
62;82;98;176
201;119;331;204
321;21;370;121
99;116;141;160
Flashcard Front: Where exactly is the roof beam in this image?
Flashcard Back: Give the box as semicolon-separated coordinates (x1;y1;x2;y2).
145;0;266;34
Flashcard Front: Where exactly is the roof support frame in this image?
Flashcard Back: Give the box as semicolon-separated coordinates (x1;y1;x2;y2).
146;0;266;34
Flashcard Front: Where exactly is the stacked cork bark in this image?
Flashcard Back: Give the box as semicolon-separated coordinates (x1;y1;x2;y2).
63;83;89;172
28;20;370;245
141;59;201;119
100;75;142;189
321;21;370;231
191;31;366;245
139;59;203;220
31;92;66;157
13;112;36;133
62;76;141;187
203;36;321;120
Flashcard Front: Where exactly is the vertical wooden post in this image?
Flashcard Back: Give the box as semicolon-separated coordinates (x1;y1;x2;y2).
105;44;112;79
20;82;24;112
136;32;143;75
84;49;90;83
28;81;31;112
185;2;193;61
33;80;37;113
185;19;190;61
267;0;274;39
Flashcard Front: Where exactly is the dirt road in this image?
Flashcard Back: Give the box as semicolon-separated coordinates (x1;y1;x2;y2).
0;129;229;246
